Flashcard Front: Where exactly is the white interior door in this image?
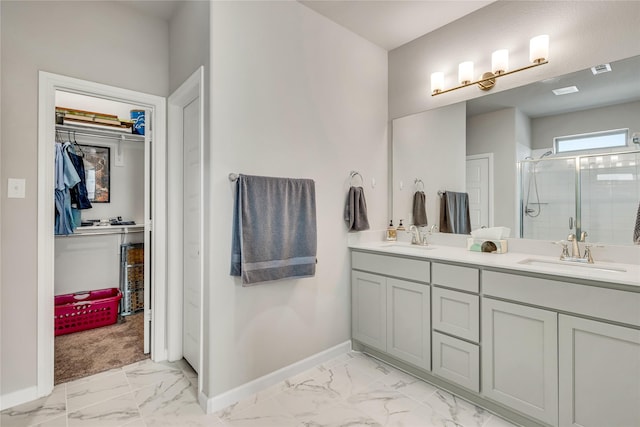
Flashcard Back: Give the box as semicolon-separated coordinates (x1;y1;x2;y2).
182;97;201;371
168;67;204;374
143;108;152;354
466;154;492;230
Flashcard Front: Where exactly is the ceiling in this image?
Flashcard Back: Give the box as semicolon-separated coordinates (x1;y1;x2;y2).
116;1;494;51
299;1;494;51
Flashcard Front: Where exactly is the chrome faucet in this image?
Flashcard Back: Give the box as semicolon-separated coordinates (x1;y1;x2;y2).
409;225;428;245
561;231;593;263
567;233;580;258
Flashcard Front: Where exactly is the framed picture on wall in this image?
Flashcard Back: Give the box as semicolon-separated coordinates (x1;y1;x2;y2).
80;144;110;203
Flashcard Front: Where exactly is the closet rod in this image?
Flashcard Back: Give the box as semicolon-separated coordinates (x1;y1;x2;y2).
57;229;144;238
56;124;144;143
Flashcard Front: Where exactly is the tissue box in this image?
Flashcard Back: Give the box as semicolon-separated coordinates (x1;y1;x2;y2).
467;238;508;254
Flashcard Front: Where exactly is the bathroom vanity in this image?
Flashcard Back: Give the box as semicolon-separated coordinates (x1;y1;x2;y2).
349;241;640;427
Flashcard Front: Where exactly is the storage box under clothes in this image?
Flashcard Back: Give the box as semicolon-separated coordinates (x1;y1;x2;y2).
120;243;144;316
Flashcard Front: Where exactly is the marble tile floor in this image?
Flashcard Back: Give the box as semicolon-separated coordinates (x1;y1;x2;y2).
1;351;519;427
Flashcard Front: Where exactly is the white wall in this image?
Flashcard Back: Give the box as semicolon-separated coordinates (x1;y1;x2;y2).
467;108;518;232
1;0;168;398
389;1;640;120
392;102;466;227
207;1;387;397
532;100;640;150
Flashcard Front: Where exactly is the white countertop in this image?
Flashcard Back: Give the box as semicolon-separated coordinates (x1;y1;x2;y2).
349;241;640;289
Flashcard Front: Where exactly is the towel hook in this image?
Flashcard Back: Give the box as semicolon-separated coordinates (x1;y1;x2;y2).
414;178;425;191
349;170;363;186
437;190;444;197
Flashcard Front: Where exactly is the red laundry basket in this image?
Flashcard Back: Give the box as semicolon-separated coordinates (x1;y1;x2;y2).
54;288;122;336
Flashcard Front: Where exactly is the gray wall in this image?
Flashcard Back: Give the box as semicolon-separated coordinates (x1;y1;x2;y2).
467;108;518;232
389;1;640;120
1;0;168;397
532;100;640;150
207;1;388;397
392;103;466;227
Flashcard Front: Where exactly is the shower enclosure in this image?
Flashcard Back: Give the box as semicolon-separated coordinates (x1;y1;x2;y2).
520;150;640;245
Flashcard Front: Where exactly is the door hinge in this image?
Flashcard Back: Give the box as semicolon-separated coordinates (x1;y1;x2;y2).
146;220;153;232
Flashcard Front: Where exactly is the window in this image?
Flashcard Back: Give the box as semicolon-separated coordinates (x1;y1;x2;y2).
554;129;629;154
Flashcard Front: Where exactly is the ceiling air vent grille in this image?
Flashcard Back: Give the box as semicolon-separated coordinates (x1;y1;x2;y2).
591;64;612;75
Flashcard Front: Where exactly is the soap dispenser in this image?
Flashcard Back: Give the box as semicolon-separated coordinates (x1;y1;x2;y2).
396;219;406;232
386;220;397;241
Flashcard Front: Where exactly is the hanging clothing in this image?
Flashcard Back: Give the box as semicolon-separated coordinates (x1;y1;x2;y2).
54;143;81;235
64;142;92;210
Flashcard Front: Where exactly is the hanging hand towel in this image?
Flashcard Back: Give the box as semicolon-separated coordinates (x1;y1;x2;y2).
412;191;428;226
230;174;317;286
634;202;640;244
344;186;370;232
439;191;471;235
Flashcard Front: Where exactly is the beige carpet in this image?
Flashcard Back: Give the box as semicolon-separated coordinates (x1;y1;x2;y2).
55;312;148;384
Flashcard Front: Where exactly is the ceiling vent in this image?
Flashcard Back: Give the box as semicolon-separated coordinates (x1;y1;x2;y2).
591;63;612;75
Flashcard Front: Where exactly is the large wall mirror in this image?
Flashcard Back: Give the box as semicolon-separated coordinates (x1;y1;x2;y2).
392;55;640;245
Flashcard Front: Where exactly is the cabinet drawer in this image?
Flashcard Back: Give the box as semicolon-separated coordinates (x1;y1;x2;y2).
432;263;479;293
433;332;479;392
352;251;430;283
432;287;479;342
483;271;640;327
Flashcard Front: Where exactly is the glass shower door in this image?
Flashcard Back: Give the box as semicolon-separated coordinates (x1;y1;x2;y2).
521;158;577;241
580;152;640;245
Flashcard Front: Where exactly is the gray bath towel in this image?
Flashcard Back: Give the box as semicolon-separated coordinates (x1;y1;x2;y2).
344;186;370;232
231;174;317;285
439;191;471;235
634;202;640;244
412;191;428;226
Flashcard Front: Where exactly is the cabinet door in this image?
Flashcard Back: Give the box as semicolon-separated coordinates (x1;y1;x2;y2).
386;278;430;370
352;271;386;352
559;315;640;427
482;298;558;426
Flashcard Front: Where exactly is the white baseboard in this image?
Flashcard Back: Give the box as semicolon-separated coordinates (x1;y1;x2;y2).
0;386;38;411
202;340;352;414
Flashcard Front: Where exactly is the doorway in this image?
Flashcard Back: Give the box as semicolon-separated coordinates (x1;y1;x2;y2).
466;153;494;230
37;72;168;398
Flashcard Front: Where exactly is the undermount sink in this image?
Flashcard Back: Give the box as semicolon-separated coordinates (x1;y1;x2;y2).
517;258;627;273
381;243;436;250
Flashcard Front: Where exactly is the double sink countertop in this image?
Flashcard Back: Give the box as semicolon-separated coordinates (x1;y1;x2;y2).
349;240;640;290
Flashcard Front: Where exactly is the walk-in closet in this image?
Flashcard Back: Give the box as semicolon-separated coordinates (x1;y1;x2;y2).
53;91;150;384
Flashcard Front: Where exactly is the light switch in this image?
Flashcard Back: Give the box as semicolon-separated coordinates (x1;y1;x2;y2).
8;178;26;198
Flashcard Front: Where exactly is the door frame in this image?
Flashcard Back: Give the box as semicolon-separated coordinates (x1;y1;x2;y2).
37;71;168;397
167;66;205;382
465;153;494;228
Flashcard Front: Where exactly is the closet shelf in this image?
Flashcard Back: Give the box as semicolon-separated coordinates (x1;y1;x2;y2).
56;224;144;238
56;123;145;143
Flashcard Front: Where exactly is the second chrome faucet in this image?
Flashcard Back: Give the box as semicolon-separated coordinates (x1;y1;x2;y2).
561;231;593;263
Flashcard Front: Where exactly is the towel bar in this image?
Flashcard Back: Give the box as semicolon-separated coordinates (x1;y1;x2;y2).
349;171;363;186
229;173;239;182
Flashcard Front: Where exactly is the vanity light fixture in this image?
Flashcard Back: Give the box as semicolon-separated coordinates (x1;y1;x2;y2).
430;34;549;96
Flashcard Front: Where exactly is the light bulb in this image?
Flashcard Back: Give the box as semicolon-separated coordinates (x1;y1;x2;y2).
492;49;509;74
458;61;474;84
530;35;549;63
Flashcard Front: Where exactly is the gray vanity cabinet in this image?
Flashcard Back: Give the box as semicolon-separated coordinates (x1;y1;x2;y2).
559;315;640;427
351;270;387;352
431;263;481;392
482;298;558;427
386;278;430;369
351;251;431;369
